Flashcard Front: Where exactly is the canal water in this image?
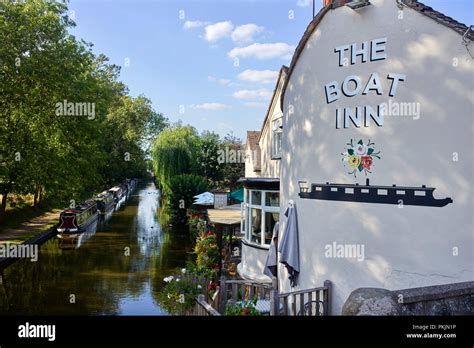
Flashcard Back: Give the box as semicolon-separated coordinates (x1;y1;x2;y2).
0;182;192;315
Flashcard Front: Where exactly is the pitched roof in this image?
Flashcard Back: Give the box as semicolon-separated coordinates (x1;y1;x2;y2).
258;65;288;142
281;0;474;110
402;0;474;40
246;130;261;171
246;130;260;147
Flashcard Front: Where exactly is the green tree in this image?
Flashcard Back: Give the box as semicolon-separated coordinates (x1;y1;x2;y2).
0;0;165;214
220;133;245;191
196;131;223;187
101;95;167;185
0;0;109;210
151;124;199;194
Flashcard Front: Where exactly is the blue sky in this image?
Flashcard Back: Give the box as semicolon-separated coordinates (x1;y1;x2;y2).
68;0;473;140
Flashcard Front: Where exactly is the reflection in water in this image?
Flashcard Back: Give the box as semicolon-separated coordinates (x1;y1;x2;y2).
98;208;114;228
0;182;192;315
114;193;128;212
136;189;163;257
58;219;98;250
58;229;95;250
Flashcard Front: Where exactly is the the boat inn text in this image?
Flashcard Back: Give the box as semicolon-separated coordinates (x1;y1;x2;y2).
324;38;407;129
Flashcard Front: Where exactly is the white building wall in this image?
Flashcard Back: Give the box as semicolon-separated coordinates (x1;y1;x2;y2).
239;71;286;282
280;0;474;314
260;92;283;178
245;143;261;178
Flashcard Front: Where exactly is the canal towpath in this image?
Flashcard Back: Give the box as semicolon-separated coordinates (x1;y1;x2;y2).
0;209;61;243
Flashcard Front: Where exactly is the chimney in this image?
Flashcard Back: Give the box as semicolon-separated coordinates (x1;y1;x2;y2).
323;0;352;8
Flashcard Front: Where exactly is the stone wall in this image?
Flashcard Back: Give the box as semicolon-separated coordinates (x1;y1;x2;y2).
342;281;474;315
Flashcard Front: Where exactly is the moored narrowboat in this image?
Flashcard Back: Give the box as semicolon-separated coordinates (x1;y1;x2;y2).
57;200;98;233
120;181;129;197
124;178;137;194
108;186;124;203
95;190;115;214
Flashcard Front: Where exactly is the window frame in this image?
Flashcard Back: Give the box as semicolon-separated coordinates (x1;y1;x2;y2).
271;115;283;160
242;189;280;247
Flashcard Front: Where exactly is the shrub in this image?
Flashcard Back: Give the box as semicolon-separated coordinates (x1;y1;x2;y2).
158;266;211;315
225;297;262;316
188;215;207;241
195;230;220;273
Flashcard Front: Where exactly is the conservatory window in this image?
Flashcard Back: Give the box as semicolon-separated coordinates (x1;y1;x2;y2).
265;191;279;207
251;191;262;205
264;211;279;244
241;190;247;235
243;189;280;246
250;208;262;244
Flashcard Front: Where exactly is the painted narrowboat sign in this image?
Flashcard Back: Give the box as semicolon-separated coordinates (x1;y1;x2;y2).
298;179;453;207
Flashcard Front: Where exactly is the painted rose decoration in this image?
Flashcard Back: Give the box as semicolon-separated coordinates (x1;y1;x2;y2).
342;139;380;177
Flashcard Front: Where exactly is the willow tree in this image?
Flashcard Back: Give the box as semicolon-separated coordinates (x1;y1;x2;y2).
151;124;199;193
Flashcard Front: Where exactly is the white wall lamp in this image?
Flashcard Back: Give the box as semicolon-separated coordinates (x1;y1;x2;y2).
346;0;371;10
298;181;309;194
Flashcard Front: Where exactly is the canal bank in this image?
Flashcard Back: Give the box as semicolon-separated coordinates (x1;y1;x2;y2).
0;209;61;243
0;181;192;315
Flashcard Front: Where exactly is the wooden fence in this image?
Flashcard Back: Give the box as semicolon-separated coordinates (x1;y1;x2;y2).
217;275;332;316
218;277;273;313
275;280;332;316
187;294;221;316
185;274;332;316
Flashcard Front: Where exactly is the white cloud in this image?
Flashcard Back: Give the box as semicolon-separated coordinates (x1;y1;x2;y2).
297;0;312;7
228;42;295;60
204;21;234;43
237;69;279;84
208;76;231;86
231;24;264;43
232;89;272;100
190;103;232;110
183;21;207;29
244;102;267;108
